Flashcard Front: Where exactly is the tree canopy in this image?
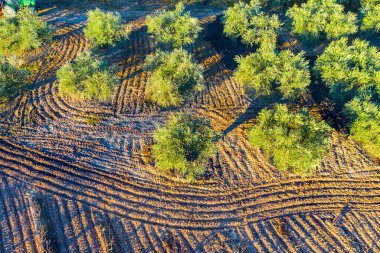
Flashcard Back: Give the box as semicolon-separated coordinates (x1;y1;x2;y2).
223;0;281;49
57;52;117;102
314;38;380;103
344;98;380;158
152;114;218;180
84;8;130;47
0;8;52;57
248;104;332;175
287;0;357;41
0;57;29;104
360;1;380;33
146;2;202;49
144;49;204;107
234;47;310;101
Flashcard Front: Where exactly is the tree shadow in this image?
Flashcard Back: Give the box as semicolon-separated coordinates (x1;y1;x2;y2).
334;203;350;226
222;103;260;136
223;92;281;136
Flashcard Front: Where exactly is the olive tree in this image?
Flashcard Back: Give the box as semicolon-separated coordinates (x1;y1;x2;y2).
314;38;380;104
260;0;298;7
344;98;380;158
223;0;281;49
84;8;130;47
144;49;204;107
0;8;52;57
360;0;380;5
360;1;380;33
287;0;357;41
152;113;218;180
234;47;310;100
146;2;202;49
0;57;29;104
57;51;117;102
248;104;332;175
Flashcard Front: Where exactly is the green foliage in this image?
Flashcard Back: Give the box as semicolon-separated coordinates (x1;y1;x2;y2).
146;2;202;49
57;52;117;102
223;0;281;49
314;38;380;104
344;98;380;158
360;0;380;5
0;57;29;104
20;0;37;8
85;114;103;125
248;104;332;175
361;2;380;33
0;8;52;57
287;0;357;41
144;49;204;107
84;8;129;47
234;47;310;100
152;114;218;180
260;0;296;7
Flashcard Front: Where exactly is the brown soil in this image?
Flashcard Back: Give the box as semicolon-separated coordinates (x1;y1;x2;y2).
0;1;379;252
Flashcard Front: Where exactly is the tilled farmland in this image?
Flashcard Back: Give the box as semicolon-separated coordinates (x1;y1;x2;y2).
0;1;380;252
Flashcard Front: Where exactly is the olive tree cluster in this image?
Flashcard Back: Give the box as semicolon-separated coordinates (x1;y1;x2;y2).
287;0;357;41
223;0;281;49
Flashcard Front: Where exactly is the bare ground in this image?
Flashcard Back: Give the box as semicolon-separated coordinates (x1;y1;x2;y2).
0;2;379;252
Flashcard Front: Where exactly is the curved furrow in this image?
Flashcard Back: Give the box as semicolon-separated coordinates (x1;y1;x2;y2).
2;137;380;205
31;89;51;123
116;30;158;115
43;83;86;121
8;180;42;253
309;214;353;252
0;177;29;253
1;141;380;229
284;215;326;252
4;136;380;200
192;42;246;109
0;179;17;252
265;219;298;253
217;136;281;185
2;154;380;231
7;93;31;125
320;133;376;177
36;23;88;84
5;24;90;127
340;212;380;252
75;203;103;251
66;200;92;252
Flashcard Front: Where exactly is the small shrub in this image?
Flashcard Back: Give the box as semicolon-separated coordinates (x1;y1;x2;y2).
84;8;129;47
144;49;204;107
0;8;52;57
223;0;281;49
314;38;380;104
152;114;218;180
234;47;310;101
344;98;380;158
248;104;332;175
57;51;117;102
286;0;357;42
85;114;103;125
146;2;202;49
0;57;29;104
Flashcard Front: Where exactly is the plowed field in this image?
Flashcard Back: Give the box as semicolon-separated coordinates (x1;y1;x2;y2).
0;2;379;252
